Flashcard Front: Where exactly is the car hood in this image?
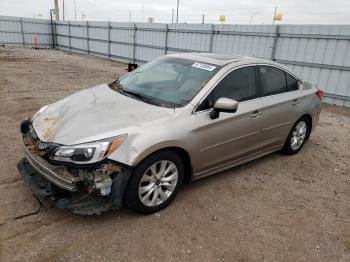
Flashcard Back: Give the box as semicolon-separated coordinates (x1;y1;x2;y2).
32;84;175;145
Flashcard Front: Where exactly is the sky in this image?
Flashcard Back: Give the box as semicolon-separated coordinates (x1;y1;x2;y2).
0;0;350;24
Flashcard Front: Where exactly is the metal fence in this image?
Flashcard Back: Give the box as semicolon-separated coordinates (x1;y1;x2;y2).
0;15;53;48
1;15;350;107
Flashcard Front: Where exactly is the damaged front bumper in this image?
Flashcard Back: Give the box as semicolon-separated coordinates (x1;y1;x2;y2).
17;121;132;215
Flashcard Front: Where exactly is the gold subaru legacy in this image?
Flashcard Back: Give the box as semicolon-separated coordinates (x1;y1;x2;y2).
18;53;322;214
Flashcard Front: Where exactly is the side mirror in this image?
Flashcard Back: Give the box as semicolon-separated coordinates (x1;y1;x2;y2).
209;98;239;119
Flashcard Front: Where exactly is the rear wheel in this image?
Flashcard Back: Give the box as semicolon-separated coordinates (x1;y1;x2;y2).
124;151;184;214
283;117;310;155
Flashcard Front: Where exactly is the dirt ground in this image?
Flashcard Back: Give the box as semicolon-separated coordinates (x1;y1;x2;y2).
0;48;350;261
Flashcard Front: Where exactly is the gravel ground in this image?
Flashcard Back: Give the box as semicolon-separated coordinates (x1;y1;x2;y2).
0;48;350;261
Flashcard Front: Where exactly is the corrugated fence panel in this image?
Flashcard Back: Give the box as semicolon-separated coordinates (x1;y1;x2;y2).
110;22;134;61
87;21;108;56
135;23;166;62
275;24;350;106
69;21;88;51
0;15;52;47
1;15;350;106
168;24;212;52
212;24;275;58
55;21;69;50
23;17;51;47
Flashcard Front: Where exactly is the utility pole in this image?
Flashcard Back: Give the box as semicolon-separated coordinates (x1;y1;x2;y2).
272;6;277;24
202;14;205;24
54;0;59;20
129;10;132;22
62;0;65;20
50;9;55;48
74;0;77;21
250;10;259;24
171;9;174;24
176;0;179;23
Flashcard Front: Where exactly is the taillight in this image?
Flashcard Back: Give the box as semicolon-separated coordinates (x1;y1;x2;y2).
316;89;324;100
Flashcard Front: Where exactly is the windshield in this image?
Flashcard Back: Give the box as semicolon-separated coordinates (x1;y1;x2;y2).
116;57;220;107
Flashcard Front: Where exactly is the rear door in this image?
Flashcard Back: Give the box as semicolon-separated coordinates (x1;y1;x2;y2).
257;65;301;148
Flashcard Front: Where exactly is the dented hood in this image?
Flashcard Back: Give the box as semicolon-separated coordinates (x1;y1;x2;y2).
32;84;175;145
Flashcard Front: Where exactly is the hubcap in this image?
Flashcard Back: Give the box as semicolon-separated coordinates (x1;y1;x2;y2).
138;160;178;207
290;120;307;151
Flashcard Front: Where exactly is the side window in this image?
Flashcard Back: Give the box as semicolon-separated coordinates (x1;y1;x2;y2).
196;93;213;111
258;66;286;96
286;73;299;91
212;66;257;103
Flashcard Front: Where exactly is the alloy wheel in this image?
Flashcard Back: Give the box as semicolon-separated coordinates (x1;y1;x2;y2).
138;160;178;207
290;120;307;151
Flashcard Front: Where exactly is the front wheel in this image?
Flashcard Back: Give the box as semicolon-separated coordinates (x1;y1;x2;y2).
124;151;184;214
283;117;310;155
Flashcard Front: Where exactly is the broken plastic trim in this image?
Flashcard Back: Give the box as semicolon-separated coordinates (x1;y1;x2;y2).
17;158;133;215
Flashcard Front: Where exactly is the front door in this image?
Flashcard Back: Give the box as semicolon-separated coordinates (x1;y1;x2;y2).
190;66;265;175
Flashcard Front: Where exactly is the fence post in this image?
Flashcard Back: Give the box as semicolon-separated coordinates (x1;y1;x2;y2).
86;21;89;54
49;14;55;48
132;23;136;63
164;24;168;55
209;24;214;52
107;21;111;59
19;17;25;47
68;21;71;53
271;25;280;61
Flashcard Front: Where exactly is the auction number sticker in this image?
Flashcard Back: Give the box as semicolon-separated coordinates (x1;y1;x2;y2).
192;62;216;71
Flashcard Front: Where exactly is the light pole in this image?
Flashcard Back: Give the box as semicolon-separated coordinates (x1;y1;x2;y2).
171;9;174;24
54;0;59;20
74;0;77;21
62;0;65;20
249;10;259;24
272;6;277;24
176;0;179;23
49;9;56;48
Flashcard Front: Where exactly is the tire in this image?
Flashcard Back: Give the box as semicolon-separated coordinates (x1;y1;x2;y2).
283;116;310;155
124;151;184;214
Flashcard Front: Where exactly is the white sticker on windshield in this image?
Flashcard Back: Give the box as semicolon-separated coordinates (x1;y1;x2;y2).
192;62;216;71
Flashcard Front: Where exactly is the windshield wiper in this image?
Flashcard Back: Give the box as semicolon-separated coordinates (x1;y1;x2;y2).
108;79;124;93
109;81;177;108
122;89;160;106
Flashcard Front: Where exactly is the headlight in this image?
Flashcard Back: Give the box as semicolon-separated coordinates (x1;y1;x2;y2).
50;135;126;164
32;105;48;120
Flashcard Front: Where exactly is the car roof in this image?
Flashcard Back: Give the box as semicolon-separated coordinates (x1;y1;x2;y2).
166;52;271;66
165;52;300;80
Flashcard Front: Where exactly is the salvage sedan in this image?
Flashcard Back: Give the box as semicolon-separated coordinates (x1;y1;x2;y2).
18;53;322;214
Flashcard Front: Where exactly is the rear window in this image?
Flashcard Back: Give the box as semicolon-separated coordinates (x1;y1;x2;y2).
258;66;286;96
258;66;299;96
286;73;299;91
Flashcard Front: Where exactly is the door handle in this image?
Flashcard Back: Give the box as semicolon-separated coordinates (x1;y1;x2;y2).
249;110;261;119
292;99;300;105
